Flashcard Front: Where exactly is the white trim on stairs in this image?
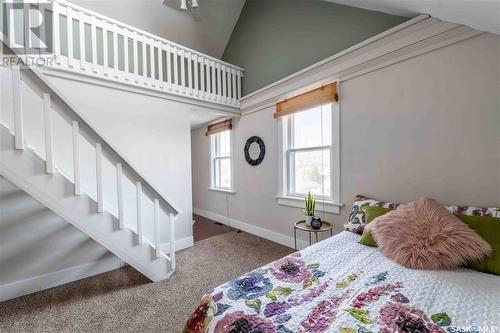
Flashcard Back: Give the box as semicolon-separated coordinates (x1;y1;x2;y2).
193;207;309;250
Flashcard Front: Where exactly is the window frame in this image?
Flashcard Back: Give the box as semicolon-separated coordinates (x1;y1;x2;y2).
209;129;235;193
277;99;341;214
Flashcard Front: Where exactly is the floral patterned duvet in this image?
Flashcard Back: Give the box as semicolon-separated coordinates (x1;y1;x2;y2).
184;232;500;333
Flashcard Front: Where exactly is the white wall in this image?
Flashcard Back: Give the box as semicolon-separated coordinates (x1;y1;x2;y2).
68;0;246;58
192;32;500;246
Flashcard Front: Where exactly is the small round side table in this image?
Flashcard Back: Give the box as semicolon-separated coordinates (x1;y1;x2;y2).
294;220;333;250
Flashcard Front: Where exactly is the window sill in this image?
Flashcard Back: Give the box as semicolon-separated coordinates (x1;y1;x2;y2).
209;188;236;194
276;196;342;214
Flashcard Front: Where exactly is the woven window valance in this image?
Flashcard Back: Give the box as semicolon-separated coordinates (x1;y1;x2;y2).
205;119;232;136
274;82;338;118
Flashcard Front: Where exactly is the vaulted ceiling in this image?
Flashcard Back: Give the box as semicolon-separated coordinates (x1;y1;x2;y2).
71;0;500;61
326;0;500;35
70;0;246;58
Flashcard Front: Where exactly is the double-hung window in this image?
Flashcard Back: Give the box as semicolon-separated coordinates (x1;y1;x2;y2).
277;83;341;213
207;120;233;192
285;105;332;199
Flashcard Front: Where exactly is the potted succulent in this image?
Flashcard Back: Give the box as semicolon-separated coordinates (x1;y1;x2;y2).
304;191;316;227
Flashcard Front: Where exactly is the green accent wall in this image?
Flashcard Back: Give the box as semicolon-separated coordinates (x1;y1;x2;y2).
222;0;409;95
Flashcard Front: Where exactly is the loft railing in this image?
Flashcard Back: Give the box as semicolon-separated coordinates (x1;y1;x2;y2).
2;0;244;107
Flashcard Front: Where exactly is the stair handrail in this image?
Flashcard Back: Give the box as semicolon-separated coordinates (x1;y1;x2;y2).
2;43;182;216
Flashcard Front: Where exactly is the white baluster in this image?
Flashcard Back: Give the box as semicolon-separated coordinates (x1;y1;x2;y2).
7;3;17;48
210;60;216;100
96;143;103;212
150;41;156;87
165;44;171;90
169;213;175;270
23;2;29;54
38;1;46;56
43;93;54;174
193;54;199;97
154;199;161;258
200;57;206;99
116;163;124;229
180;49;186;94
67;6;74;67
72;121;81;195
232;68;237;105
216;63;221;101
141;37;147;85
136;182;143;244
237;70;242;101
133;32;139;83
12;66;24;150
102;21;108;76
222;64;227;102
187;51;192;95
157;42;163;89
90;15;97;73
78;11;85;70
123;29;129;81
123;30;129;76
113;24;119;78
173;46;179;91
53;3;61;64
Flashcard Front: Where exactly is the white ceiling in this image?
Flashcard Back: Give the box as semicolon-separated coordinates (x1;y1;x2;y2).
326;0;500;35
189;110;226;129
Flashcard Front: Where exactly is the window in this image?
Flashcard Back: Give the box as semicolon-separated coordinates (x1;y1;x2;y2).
276;83;341;214
286;105;332;199
210;130;233;191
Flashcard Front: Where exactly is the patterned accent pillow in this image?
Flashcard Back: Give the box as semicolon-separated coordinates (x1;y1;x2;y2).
344;195;400;234
446;205;500;218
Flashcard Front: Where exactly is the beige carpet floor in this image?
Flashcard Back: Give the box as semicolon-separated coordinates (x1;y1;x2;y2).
0;231;293;333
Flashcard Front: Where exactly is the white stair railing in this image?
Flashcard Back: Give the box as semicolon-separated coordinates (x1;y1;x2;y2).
3;0;244;107
2;63;178;272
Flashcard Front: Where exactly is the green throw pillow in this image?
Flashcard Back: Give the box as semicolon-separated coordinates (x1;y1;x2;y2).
359;206;391;247
457;214;500;276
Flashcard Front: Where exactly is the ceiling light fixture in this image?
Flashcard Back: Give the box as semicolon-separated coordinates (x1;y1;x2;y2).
180;0;199;10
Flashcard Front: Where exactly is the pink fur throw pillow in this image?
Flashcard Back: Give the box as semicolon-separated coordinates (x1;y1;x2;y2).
369;197;491;270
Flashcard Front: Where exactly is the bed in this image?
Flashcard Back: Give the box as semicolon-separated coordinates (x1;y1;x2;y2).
184;231;500;333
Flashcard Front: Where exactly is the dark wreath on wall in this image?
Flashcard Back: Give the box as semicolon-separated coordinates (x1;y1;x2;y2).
244;136;265;166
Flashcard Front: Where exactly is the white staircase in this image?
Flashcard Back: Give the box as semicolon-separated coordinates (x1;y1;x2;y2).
0;0;245;284
0;64;178;281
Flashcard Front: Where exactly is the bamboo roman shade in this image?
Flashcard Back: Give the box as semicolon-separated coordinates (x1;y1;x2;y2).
205;119;232;136
274;82;338;118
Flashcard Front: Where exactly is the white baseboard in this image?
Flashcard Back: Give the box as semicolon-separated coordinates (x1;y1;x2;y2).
193;207;309;250
161;235;194;253
0;236;194;303
0;257;123;302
